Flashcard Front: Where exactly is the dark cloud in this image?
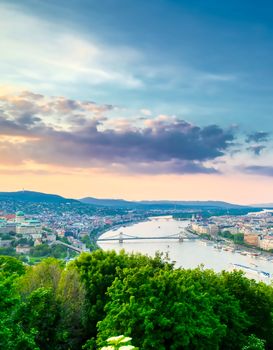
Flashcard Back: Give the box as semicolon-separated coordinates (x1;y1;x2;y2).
118;160;219;175
17;114;42;126
247;145;266;156
36;120;233;168
246;131;270;143
243;165;273;177
0;90;236;174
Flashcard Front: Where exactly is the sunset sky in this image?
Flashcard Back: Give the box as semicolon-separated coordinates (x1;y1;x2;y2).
1;0;273;204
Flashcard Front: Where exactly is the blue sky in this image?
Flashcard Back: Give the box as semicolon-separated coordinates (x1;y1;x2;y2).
0;0;273;202
2;0;273;128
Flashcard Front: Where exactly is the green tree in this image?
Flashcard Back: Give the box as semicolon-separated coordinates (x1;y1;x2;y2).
0;267;38;349
19;257;63;296
97;267;229;350
15;287;59;350
0;255;26;276
73;250;170;346
242;334;266;350
221;270;273;348
55;266;87;349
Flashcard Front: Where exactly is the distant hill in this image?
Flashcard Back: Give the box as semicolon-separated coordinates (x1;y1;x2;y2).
0;191;250;209
80;197;246;209
80;197;135;207
250;203;273;208
0;191;77;203
138;200;246;208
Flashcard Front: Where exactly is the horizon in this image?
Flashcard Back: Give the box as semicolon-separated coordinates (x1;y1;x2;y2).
0;188;271;206
1;1;273;203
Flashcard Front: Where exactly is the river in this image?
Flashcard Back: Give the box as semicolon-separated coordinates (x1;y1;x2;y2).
98;217;273;282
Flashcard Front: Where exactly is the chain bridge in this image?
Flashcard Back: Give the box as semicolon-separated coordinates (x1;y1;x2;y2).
97;230;198;243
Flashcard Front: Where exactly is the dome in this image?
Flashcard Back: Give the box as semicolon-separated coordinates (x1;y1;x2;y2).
16;211;25;217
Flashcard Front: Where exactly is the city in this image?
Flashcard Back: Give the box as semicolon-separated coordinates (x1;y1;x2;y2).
1;191;273;266
2;0;273;349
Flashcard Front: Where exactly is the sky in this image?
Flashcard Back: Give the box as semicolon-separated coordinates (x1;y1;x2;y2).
1;0;273;203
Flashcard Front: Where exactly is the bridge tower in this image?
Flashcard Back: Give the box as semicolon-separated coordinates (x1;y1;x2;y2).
178;232;184;242
119;232;123;244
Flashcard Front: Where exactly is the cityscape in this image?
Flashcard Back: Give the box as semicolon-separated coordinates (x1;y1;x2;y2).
1;0;273;349
1;190;273;264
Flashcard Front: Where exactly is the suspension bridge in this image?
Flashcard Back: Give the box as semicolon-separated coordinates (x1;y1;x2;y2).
97;230;198;243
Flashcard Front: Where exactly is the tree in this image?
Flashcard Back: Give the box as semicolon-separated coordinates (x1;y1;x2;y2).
221;270;273;348
73;250;170;346
19;257;63;296
15;287;59;350
97;266;232;350
0;255;26;276
242;334;265;350
0;266;38;350
55;266;87;349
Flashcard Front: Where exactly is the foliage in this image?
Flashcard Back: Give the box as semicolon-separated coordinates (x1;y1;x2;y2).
220;270;273;348
99;335;137;350
74;249;169;346
97;266;249;350
15;287;59;350
29;243;75;259
0;246;16;256
0;255;26;276
81;234;98;250
219;231;244;243
13;237;34;247
242;334;266;350
1;251;273;350
0;267;38;349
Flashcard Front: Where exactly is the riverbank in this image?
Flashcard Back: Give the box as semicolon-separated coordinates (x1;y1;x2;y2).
195;233;273;261
98;217;273;283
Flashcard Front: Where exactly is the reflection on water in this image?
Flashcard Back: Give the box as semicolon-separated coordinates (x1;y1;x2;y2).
98;217;273;279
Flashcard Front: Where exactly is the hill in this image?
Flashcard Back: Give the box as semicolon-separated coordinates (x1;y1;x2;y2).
0;191;77;203
80;197;134;207
250;203;273;208
80;197;246;209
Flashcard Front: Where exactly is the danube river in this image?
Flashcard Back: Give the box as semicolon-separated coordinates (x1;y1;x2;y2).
98;217;273;281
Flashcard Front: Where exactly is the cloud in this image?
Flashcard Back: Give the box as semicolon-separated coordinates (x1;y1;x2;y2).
0;89;236;174
0;2;239;98
243;165;273;177
246;131;270;143
140;109;152;116
0;4;143;90
247;145;266;155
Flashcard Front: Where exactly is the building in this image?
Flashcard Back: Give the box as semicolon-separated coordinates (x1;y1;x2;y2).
208;224;219;236
259;236;273;251
244;233;260;246
191;223;209;235
15;211;25;223
16;245;31;254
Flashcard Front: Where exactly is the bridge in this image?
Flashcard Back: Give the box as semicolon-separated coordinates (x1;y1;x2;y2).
51;240;89;253
97;231;198;243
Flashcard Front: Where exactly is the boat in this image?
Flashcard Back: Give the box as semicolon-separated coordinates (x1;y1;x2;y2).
240;251;248;256
250;252;260;257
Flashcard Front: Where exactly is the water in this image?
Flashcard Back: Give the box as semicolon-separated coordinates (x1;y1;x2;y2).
98;217;273;281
